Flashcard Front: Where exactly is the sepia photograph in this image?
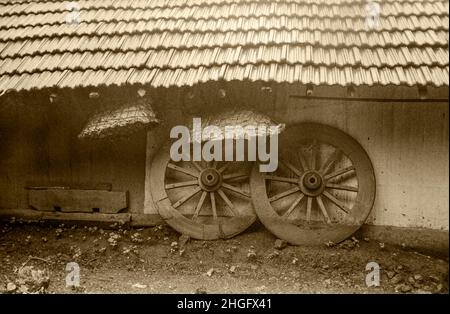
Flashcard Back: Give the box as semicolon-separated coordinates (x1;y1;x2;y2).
0;0;448;299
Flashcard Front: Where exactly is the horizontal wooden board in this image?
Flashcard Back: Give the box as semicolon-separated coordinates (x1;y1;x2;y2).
29;189;128;214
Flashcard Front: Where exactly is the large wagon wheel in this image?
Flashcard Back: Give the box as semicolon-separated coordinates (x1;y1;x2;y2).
250;123;376;245
150;144;256;240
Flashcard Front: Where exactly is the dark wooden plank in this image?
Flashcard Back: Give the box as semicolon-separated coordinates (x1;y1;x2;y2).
26;182;112;191
29;189;128;214
0;209;131;227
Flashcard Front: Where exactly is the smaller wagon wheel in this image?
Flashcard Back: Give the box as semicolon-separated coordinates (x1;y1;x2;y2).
250;123;376;245
150;144;256;240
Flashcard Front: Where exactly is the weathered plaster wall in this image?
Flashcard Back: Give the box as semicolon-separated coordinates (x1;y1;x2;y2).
144;83;449;232
0;83;448;233
0;89;146;213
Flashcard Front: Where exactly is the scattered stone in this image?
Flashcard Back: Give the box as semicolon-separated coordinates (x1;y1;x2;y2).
399;284;412;293
231;246;238;252
179;248;186;256
338;239;358;250
379;242;385;250
195;287;207;294
131;233;144;244
229;266;237;273
322;264;329;270
122;245;139;255
171;241;178;249
18;285;28;294
247;249;257;261
363;237;370;242
55;228;63;238
414;274;423;282
325;241;335;247
132;283;147;289
6;282;17;292
267;251;280;259
436;284;443;293
41;237;48;243
17;266;50;293
206;268;215;277
255;285;267;292
274;239;287;250
107;232;121;248
394;265;404;273
324;279;331;286
292;257;299;265
391;274;403;285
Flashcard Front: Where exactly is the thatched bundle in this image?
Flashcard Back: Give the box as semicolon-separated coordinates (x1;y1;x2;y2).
79;99;160;140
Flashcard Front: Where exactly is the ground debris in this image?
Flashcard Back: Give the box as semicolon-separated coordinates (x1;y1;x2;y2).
274;239;287;250
12;266;50;294
206;268;215;277
132;283;147;289
267;251;280;259
247;249;257;261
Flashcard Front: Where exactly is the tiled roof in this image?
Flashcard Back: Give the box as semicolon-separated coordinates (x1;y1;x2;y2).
0;0;448;92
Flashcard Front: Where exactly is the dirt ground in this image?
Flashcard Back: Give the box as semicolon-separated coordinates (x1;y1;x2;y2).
0;219;448;294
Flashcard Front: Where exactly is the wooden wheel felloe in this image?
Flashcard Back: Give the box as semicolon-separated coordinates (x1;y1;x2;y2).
150;144;256;240
250;123;376;245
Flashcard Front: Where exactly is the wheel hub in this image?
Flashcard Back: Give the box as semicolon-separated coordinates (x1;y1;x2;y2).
299;171;325;196
199;168;222;191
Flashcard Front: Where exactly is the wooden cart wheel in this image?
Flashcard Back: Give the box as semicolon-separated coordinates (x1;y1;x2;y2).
150;144;256;240
250;123;376;245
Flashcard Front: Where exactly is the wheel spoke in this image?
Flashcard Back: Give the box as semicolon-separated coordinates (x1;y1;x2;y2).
217;189;238;216
280;160;302;177
167;163;199;178
282;193;305;218
306;197;312;222
222;183;251;198
310;140;319;171
326;183;358;192
193;191;207;220
323;191;350;214
173;187;202;209
218;163;230;173
165;180;198;190
320;149;341;175
191;161;203;172
324;166;355;181
264;175;298;184
210;192;218;220
297;149;309;172
223;172;249;181
316;195;332;224
269;186;300;202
